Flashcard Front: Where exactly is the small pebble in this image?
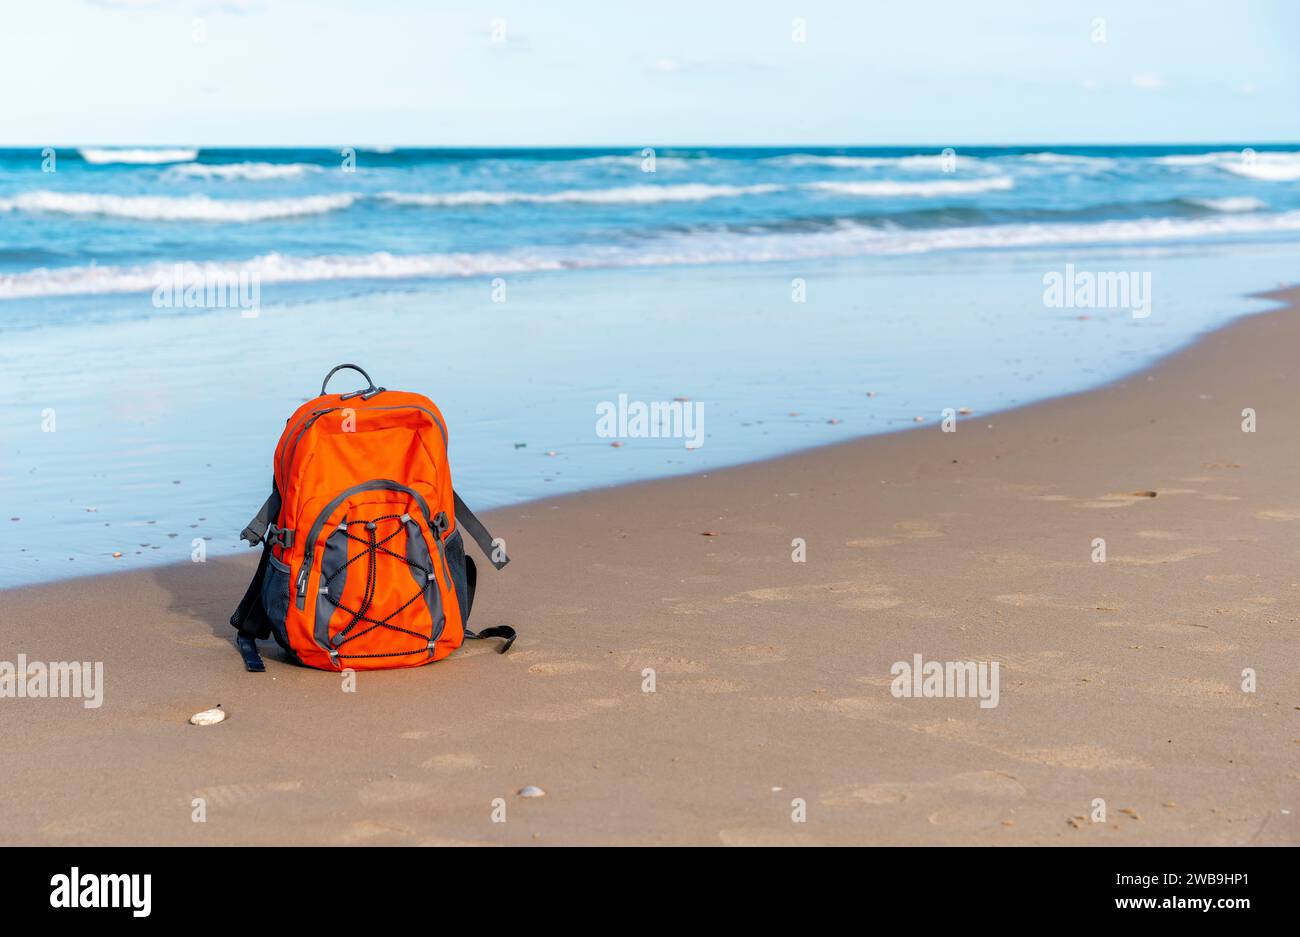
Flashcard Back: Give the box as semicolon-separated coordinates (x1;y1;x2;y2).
112;552;123;559
545;450;558;457
189;707;226;726
958;407;973;415
701;531;718;537
609;441;623;448
913;416;925;423
517;785;545;798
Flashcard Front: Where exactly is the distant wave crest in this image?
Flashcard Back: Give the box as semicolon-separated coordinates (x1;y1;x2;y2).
79;148;199;165
7;209;1300;301
380;183;781;206
0;191;357;222
167;162;322;181
807;177;1015;197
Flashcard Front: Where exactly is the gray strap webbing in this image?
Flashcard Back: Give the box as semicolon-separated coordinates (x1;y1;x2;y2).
240;486;281;547
453;490;508;570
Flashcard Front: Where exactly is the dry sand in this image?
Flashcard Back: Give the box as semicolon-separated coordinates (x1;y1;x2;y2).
3;289;1298;846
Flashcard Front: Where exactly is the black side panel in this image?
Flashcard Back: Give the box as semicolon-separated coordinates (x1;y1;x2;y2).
262;553;299;663
317;526;350;650
444;530;471;625
405;518;445;649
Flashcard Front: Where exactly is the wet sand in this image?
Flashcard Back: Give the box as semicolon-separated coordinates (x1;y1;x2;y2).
3;288;1298;845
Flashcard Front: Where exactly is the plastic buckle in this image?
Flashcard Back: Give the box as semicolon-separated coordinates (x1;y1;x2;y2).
266;525;294;549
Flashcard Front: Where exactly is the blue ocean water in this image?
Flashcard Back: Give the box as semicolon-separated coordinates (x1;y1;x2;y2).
0;145;1297;586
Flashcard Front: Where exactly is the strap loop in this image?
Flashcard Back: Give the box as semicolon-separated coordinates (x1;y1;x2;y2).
465;625;517;654
453;490;509;570
240;486;281;547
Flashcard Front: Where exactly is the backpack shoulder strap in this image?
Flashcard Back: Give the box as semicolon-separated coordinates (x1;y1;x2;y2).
231;484;280;672
239;485;282;546
464;625;517;654
452;492;515;652
453;489;509;570
228;542;271;672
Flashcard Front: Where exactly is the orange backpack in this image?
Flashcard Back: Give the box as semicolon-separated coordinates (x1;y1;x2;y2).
229;364;514;672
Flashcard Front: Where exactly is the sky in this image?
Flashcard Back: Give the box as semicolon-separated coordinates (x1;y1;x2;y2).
1;0;1297;146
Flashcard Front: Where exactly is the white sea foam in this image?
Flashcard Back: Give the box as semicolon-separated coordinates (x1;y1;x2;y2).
807;177;1015;197
769;154;971;171
1019;153;1118;169
7;210;1300;302
1186;196;1267;213
79;148;199;165
166;162;322;181
1153;150;1300;181
1219;154;1300;182
380;183;781;206
0;191;356;222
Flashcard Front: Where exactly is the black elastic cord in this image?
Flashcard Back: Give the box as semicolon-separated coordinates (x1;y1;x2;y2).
324;515;435;658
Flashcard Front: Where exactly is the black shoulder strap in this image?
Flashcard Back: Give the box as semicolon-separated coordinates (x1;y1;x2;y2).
453;489;509;570
240;486;282;546
229;544;271;672
232;486;278;672
464;625;517;654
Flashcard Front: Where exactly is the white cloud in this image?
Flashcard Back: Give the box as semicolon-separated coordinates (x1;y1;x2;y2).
1132;72;1166;91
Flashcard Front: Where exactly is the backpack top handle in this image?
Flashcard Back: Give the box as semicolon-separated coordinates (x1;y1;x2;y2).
320;363;386;400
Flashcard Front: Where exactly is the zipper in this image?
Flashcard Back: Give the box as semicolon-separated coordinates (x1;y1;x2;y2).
279;407;337;489
432;512;453;591
296;479;437;609
278;403;448;494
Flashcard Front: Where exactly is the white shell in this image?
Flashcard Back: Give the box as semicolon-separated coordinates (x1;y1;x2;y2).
517;785;546;798
189;707;226;726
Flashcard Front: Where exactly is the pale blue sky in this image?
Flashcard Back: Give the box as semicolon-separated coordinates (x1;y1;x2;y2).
3;0;1297;146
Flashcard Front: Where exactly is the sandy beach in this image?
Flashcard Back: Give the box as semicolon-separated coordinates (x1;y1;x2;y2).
3;287;1297;846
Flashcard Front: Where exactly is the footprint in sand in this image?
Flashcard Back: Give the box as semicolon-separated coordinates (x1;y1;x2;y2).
335;820;415;844
754;694;888;719
671;677;746;694
1256;509;1300;521
846;519;945;548
821;770;1026;807
192;780;303;807
992;592;1115;611
721;644;788;665
358;779;434;806
916;720;1148;769
1147;677;1257;710
1109;546;1218;565
527;660;598;676
422;753;484;771
724;581;904;611
614;648;708;674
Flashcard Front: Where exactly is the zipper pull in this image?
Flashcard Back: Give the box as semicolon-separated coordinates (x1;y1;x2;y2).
296;566;309;596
